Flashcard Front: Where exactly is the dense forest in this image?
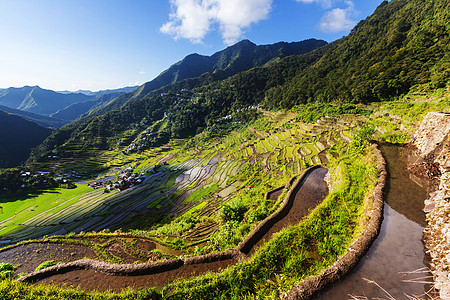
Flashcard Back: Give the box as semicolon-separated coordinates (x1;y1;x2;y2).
266;0;450;107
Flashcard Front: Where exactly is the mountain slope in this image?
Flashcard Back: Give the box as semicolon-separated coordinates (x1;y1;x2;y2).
50;92;123;121
30;46;327;162
0;110;52;168
265;0;450;107
0;104;68;129
87;39;327;117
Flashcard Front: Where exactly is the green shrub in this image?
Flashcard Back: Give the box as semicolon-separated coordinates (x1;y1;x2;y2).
35;260;56;272
0;263;13;273
0;263;14;279
220;199;248;222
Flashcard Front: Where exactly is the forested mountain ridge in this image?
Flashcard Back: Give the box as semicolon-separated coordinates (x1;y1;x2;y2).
86;39;327;117
147;39;327;90
265;0;450;107
29;0;450;168
0;110;52;168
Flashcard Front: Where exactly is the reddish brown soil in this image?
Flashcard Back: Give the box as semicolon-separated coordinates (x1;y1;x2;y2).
0;243;97;274
36;257;240;292
107;239;158;263
108;243;139;263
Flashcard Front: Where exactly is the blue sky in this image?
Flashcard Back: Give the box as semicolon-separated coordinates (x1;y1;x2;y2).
0;0;382;92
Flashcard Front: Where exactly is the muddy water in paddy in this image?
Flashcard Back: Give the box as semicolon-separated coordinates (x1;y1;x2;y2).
249;168;328;254
314;144;434;300
0;243;97;274
34;168;328;292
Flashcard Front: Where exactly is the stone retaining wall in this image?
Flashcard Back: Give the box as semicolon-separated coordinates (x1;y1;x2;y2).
411;112;450;299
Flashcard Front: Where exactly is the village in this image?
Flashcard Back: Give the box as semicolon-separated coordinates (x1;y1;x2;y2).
126;87;261;154
87;164;165;193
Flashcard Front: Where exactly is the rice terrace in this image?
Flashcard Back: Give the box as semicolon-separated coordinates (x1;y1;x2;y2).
1;0;450;299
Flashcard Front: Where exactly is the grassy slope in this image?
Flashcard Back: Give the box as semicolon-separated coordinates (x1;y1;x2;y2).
0;185;92;237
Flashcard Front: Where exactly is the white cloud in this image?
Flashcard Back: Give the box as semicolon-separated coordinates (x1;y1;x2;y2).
161;0;272;45
318;0;356;32
295;0;333;9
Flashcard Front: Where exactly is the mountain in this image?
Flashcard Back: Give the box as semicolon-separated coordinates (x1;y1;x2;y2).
30;0;450;165
0;85;138;121
0;105;68;129
0;86;92;115
50;91;123;121
30;40;327;161
0;110;52;168
57;86;138;96
265;0;450;107
87;39;327;117
145;39;327;91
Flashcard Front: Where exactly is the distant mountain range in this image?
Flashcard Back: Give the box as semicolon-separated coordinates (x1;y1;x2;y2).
49;91;126;121
0;85;138;122
0;110;52;168
0;86;92;115
57;86;138;96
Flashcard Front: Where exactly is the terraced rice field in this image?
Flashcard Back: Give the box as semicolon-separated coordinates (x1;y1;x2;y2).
0;113;353;250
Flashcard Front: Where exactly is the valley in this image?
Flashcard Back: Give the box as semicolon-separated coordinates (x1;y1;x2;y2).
0;0;449;298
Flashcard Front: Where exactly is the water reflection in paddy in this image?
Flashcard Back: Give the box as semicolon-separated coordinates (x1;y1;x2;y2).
314;144;435;299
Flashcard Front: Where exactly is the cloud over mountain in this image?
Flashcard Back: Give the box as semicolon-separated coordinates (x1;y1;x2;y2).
296;0;357;33
319;1;356;32
161;0;272;45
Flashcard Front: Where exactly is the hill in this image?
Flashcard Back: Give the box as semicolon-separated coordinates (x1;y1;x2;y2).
0;110;52;168
50;91;124;121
